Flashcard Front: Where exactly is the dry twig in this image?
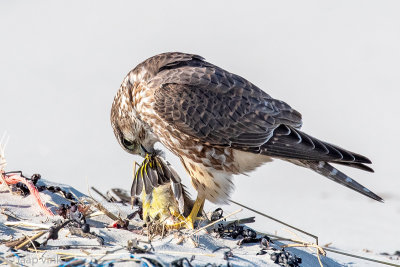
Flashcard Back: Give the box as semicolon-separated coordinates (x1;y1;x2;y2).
14;231;46;250
229;199;318;244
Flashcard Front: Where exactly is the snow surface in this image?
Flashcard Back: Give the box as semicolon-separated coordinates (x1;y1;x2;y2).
1;179;399;267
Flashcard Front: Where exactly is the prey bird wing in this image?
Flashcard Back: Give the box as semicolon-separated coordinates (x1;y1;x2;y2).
131;153;186;209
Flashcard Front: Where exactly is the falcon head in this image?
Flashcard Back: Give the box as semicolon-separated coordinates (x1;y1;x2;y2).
110;77;155;157
112;125;145;156
110;111;143;156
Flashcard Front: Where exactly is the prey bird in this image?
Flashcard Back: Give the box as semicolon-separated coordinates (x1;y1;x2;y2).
111;52;382;229
132;151;198;227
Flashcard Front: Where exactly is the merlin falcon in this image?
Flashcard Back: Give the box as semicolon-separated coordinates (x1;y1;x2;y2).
111;52;382;228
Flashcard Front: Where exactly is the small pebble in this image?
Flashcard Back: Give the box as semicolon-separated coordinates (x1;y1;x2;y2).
81;223;90;233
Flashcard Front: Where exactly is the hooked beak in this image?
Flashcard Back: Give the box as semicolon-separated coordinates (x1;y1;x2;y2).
139;145;148;157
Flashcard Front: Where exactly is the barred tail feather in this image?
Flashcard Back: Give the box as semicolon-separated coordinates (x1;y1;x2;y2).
301;160;383;202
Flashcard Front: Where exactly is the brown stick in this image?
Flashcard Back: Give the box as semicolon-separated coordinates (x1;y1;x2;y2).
14;231;46;250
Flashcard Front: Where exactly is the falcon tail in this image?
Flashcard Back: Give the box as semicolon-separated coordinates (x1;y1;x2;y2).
261;125;382;201
299;160;383;202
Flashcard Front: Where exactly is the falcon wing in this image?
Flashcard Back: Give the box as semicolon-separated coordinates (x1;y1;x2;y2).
151;55;372;166
148;54;381;202
151;55;302;151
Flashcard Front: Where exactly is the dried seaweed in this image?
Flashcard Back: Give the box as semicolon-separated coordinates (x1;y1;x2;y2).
68;227;104;245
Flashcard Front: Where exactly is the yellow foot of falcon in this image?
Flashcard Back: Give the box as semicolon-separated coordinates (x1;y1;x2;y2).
166;196;205;230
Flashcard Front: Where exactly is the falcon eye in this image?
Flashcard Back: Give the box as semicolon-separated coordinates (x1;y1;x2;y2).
122;138;136;150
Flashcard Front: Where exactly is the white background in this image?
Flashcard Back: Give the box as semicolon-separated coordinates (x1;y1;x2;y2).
1;1;399;253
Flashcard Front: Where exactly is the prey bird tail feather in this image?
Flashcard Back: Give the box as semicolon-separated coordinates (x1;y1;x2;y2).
166;159;187;214
131;153;187;211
